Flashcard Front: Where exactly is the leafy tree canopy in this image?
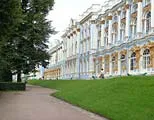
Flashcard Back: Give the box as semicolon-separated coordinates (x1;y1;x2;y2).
0;0;55;82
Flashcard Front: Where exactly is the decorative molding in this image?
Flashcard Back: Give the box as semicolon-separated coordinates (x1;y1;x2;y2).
100;20;105;24
131;12;137;18
77;28;80;32
143;4;151;12
137;0;142;2
131;46;141;52
67;36;70;39
90;20;96;24
70;33;73;36
107;16;112;20
125;4;130;9
120;50;127;55
73;31;76;34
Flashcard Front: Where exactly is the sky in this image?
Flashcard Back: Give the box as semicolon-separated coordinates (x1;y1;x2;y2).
47;0;104;47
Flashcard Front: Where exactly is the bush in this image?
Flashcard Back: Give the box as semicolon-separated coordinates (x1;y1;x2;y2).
0;82;26;91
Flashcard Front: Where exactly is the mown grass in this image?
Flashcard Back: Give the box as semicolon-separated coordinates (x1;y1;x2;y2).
28;76;154;120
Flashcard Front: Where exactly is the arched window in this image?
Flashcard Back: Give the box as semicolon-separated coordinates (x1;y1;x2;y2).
131;3;138;13
112;26;118;44
105;30;108;46
145;0;150;6
146;12;151;34
130;52;136;70
130;18;137;39
121;54;126;72
143;49;150;69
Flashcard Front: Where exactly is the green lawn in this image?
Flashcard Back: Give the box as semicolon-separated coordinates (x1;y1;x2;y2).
28;76;154;120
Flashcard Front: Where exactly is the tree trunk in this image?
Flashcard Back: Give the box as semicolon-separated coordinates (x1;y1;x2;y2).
17;70;22;82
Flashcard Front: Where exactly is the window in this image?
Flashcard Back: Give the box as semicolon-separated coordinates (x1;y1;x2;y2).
145;0;150;6
112;26;118;44
105;31;108;46
130;52;136;70
146;12;151;34
130;18;137;39
112;56;116;71
121;23;125;41
143;49;150;69
121;54;126;72
105;57;109;73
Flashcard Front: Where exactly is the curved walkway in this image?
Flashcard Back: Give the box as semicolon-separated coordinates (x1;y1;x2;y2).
0;85;108;120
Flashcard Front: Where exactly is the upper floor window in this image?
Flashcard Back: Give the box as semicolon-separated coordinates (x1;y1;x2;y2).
146;12;151;34
130;18;137;39
131;3;137;14
121;10;126;19
143;0;150;6
113;15;118;23
120;23;125;41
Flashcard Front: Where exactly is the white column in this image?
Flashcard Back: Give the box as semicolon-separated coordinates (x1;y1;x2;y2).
127;50;130;74
70;35;73;56
90;20;97;49
102;57;105;73
117;11;121;43
108;16;112;45
76;28;81;78
151;0;154;32
72;34;74;56
125;5;130;40
100;20;105;47
137;0;142;35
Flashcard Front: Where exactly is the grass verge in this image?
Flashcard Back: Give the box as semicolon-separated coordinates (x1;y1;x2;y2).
28;76;154;120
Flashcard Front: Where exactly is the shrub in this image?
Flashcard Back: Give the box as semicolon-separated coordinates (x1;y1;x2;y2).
0;82;26;91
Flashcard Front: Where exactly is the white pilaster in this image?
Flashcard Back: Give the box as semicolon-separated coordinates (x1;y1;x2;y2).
117;11;121;43
108;16;112;44
125;5;130;40
137;0;142;35
100;20;105;47
90;21;97;49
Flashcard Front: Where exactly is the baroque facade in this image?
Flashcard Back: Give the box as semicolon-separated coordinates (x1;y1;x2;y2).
44;42;64;79
45;0;154;79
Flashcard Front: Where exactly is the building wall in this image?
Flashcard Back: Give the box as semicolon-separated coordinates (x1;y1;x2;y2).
47;0;154;80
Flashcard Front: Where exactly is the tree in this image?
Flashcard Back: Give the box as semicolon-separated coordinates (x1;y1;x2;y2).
0;0;55;82
0;0;22;82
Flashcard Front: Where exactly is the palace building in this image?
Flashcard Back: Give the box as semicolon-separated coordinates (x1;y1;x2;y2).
44;0;154;79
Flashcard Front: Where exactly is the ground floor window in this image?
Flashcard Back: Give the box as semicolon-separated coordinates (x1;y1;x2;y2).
105;59;109;73
130;52;136;70
121;54;126;72
112;56;116;72
143;49;150;69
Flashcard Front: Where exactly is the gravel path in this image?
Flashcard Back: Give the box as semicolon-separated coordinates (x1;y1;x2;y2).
0;85;108;120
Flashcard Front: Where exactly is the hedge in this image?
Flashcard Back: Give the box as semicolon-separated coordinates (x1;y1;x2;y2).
0;82;26;91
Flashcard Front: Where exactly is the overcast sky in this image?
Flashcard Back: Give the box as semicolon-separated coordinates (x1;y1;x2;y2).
47;0;104;47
